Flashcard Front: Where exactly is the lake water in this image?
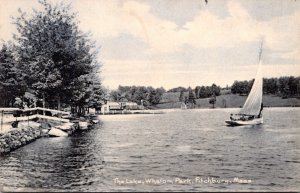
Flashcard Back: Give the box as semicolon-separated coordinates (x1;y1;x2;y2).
0;108;299;192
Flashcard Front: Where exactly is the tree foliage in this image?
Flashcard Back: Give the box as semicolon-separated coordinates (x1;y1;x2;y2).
232;76;300;97
110;85;165;106
0;42;27;107
187;90;196;104
168;84;221;99
2;0;105;112
167;86;187;92
179;90;185;102
196;84;221;98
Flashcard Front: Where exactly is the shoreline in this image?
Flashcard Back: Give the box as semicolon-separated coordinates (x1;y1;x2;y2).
97;106;300;116
0;115;95;154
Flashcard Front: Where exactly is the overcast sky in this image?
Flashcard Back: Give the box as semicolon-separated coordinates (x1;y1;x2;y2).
1;0;299;89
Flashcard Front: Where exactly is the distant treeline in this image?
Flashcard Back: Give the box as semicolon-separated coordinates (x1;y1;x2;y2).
168;84;221;99
111;76;300;107
231;76;300;97
111;84;222;106
110;86;166;106
160;76;300;104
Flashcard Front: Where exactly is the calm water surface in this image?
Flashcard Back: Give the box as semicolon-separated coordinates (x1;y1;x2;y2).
0;108;299;192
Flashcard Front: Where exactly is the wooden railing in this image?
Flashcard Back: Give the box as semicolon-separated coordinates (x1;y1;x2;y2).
0;107;70;131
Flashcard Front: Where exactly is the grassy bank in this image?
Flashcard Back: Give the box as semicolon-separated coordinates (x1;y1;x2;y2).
155;93;300;109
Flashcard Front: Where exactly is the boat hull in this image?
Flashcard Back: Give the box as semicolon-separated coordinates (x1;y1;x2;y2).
79;121;89;130
225;118;263;126
48;128;68;137
91;120;99;124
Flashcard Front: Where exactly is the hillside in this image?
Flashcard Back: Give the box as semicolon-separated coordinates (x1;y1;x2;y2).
155;93;300;109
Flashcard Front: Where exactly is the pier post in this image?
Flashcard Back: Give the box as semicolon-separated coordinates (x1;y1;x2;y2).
1;110;3;131
42;93;45;115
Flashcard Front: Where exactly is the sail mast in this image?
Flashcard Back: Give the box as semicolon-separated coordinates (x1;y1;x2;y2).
258;40;263;63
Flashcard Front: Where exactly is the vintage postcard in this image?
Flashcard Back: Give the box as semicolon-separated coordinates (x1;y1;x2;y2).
0;0;299;192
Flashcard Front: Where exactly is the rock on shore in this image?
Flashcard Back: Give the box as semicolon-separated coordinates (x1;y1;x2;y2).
0;119;83;154
0;126;41;155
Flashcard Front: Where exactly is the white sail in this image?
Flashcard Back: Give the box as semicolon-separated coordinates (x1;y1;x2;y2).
239;61;263;116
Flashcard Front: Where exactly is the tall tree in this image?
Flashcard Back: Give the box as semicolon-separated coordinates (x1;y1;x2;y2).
210;83;221;96
194;86;201;98
209;94;216;108
179;90;184;102
0;43;26;107
13;0;103;112
199;86;211;98
133;86;149;105
288;76;298;95
187;90;196;104
148;87;164;105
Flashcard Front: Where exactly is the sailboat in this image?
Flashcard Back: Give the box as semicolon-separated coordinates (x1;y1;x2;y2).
225;42;264;126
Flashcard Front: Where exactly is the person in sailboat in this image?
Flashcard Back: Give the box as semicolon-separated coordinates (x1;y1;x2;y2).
241;115;246;121
248;115;255;120
230;114;235;121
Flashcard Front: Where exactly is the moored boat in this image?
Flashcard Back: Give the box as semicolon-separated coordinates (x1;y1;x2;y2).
79;121;89;130
91;119;99;124
48;128;68;137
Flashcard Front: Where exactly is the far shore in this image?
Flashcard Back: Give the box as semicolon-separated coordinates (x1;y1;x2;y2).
154;94;300;109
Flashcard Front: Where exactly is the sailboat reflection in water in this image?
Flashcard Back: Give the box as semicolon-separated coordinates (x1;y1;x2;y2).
226;42;264;126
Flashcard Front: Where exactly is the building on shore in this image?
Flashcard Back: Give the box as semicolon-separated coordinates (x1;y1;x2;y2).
100;101;140;114
101;102;121;114
120;102;139;110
